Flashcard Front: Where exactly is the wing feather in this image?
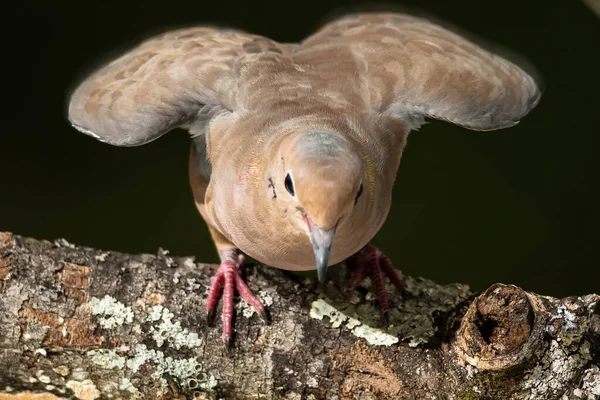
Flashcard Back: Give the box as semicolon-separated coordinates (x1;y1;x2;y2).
298;13;541;131
69;13;541;147
68;28;289;146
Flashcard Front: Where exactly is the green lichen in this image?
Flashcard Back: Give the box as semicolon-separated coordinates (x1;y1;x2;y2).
165;357;201;382
146;304;164;322
119;378;142;398
126;344;154;373
523;295;600;400
309;298;349;329
88;295;134;329
88;343;217;392
197;375;218;390
83;299;214;396
579;365;600;398
85;292;217;395
87;349;126;369
309;269;470;348
310;297;399;346
240;290;274;318
352;324;399;346
146;305;202;349
127;344;217;390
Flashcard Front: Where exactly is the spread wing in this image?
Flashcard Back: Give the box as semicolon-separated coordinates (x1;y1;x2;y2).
69;14;541;147
68;28;291;146
298;13;541;131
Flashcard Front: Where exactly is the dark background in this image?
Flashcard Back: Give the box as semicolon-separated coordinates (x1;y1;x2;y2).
2;0;599;298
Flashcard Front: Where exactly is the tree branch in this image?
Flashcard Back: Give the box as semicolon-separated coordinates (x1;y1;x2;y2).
0;231;598;399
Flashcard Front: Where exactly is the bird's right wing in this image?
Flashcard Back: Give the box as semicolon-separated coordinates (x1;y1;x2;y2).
298;13;541;131
68;28;290;146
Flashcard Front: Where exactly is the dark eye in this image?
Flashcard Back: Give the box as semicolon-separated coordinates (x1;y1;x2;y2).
354;183;363;205
285;172;295;196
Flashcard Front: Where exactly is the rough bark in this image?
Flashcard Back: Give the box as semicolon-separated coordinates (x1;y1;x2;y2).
0;231;598;400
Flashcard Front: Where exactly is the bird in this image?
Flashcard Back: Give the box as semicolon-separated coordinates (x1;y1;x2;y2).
68;12;541;344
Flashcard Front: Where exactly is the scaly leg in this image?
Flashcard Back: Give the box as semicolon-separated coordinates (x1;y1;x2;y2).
204;249;267;345
345;243;405;313
189;144;266;345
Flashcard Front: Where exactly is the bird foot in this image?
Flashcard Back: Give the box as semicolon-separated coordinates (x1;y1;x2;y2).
205;250;267;345
345;243;405;314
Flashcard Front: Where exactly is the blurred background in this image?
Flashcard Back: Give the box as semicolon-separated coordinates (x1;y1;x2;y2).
2;0;599;298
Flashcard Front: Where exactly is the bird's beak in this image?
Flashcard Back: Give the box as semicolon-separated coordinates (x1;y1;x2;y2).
310;224;336;283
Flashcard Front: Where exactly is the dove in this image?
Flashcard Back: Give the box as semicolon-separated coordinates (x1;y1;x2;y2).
68;13;541;344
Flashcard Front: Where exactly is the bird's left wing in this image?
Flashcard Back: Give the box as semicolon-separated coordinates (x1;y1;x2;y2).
297;13;541;131
68;28;290;146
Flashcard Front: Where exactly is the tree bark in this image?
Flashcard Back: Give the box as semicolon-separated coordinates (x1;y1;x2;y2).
0;231;598;400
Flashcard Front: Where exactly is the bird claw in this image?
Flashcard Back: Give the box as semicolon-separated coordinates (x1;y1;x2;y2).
206;309;216;326
381;310;390;327
224;337;233;354
260;307;272;325
205;253;267;344
345;243;405;314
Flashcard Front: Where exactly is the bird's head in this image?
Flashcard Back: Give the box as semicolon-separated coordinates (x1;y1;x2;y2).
274;130;365;282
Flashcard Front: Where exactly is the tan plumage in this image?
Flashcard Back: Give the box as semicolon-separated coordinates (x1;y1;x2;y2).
68;13;540;342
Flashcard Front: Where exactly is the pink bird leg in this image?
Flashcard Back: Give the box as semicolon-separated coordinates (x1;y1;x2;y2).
345;243;406;314
205;250;267;346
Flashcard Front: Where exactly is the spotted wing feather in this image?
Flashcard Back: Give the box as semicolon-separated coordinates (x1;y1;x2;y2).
68;28;289;146
299;13;541;131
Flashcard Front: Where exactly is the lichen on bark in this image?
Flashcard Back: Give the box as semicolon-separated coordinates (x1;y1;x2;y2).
0;231;598;399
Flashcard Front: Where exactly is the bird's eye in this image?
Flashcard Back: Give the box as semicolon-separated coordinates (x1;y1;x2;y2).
354;183;363;205
285;172;295;196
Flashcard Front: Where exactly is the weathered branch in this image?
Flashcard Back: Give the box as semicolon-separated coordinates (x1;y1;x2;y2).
0;231;598;399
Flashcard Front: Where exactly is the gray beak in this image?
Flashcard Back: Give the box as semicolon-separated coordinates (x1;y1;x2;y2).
311;225;336;283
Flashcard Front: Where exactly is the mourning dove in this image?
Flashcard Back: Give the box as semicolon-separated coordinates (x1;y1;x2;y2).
68;13;541;344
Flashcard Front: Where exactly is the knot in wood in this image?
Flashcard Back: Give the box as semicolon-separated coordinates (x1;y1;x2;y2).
474;283;533;355
452;283;545;371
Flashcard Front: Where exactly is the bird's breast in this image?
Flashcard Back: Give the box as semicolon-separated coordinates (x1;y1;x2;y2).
210;188;388;271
